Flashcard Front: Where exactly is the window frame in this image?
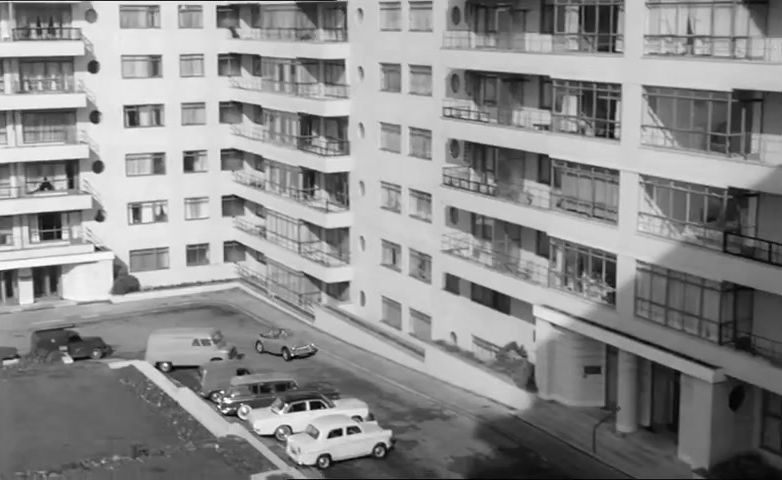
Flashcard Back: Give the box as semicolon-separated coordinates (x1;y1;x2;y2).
125;152;166;176
408;188;432;222
408;1;433;32
552;79;622;140
180;54;205;78
379;1;402;31
186;243;210;266
223;240;246;263
548;238;617;306
408;64;432;96
379;122;402;153
181;102;206;126
129;247;169;272
184;196;210;220
178;4;204;29
381;239;402;271
127;199;169;225
552;159;620;223
380;181;402;213
119;5;161;29
120;55;162;79
218;53;242;77
409;248;432;283
123;104;165;128
380;63;402;93
408;127;432;159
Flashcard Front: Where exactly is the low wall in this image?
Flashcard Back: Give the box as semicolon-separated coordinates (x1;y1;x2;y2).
109;282;239;304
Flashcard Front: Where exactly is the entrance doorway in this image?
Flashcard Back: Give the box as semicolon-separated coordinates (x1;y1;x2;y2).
650;363;681;437
604;345;618;410
32;265;61;299
0;270;17;305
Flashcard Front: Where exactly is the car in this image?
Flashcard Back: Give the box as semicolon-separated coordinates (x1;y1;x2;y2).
30;324;112;361
254;327;317;361
245;391;372;442
286;415;394;469
196;359;261;402
145;327;241;373
218;375;340;417
0;346;20;367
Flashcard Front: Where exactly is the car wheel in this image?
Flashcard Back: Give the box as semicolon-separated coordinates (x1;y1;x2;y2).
281;348;292;362
351;415;363;423
209;391;223;403
158;362;173;373
90;348;103;360
237;404;252;420
255;341;264;354
372;443;388;459
274;425;292;442
316;454;332;469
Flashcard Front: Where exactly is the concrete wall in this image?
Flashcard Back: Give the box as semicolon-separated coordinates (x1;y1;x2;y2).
60;257;113;302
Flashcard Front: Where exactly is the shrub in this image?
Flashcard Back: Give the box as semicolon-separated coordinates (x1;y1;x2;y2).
111;274;141;295
493;342;536;391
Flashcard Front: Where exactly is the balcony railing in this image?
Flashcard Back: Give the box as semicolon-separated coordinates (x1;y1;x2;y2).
231;125;350;156
727;332;782;367
235;262;321;313
29;224;82;244
643;35;782;63
234;217;349;266
11;26;82;41
230;77;349;99
638;212;723;250
234;217;266;237
443;30;624;54
240;27;347;43
232;170;349;212
21;124;78;145
0;178;81;199
442;99;552;132
724;231;782;267
11;75;76;94
442;166;618;223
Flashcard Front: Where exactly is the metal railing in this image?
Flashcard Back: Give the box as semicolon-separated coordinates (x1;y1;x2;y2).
234;217;266;238
21;124;78;145
29;225;82;244
442;166;618;223
724;231;782;267
231;124;350;156
442;99;552;132
442;30;624;54
232;170;349;212
0;178;81;198
11;26;82;41
235;262;321;313
10;75;76;94
239;27;347;42
230;77;349;99
727;332;782;366
638;212;723;250
643;35;782;63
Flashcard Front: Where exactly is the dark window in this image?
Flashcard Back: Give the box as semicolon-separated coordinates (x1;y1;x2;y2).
289;402;307;413
346;426;362;435
327;428;344;439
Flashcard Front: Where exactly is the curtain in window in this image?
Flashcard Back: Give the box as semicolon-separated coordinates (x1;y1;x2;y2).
409;2;433;31
380;3;401;30
185;199;207;219
323;62;346;85
381;297;402;328
382;242;398;266
262;6;297;29
22;111;74;143
182;105;205;125
410;67;432;95
382;185;400;210
179;7;202;28
180;56;204;76
411;193;431;218
410;129;431;158
381;65;401;91
120;8;150;28
380;124;401;151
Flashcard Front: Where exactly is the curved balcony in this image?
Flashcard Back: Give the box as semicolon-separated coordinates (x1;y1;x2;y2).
233;170;349;213
240;27;346;43
231;77;349;99
643;35;782;63
231;125;350;157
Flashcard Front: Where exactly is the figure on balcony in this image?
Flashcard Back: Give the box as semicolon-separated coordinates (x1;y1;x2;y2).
38;177;54;192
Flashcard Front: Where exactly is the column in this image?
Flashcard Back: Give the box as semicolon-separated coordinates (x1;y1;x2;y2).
17;268;33;305
615;350;639;434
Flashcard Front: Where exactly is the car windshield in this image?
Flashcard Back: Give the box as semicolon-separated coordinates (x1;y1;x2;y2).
270;397;284;413
305;424;319;439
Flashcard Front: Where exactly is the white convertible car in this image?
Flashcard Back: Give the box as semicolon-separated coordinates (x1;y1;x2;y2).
286;414;394;469
244;391;372;442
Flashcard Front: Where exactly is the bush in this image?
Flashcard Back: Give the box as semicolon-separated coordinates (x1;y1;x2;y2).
111;274;141;295
493;342;536;391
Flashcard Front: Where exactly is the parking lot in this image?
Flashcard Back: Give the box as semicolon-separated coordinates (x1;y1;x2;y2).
66;303;568;479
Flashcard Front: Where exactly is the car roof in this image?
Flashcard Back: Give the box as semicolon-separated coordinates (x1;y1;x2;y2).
278;391;328;403
230;373;293;385
309;414;357;430
150;327;220;337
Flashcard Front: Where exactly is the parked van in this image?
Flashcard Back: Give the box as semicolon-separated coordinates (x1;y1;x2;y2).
197;359;265;401
145;327;240;373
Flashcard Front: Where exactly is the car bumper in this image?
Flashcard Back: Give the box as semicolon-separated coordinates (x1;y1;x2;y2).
217;404;238;416
290;345;318;357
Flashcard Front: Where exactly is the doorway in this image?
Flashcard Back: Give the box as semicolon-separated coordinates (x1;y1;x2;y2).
604;345;619;410
0;270;17;304
32;265;60;299
650;363;681;437
37;212;63;241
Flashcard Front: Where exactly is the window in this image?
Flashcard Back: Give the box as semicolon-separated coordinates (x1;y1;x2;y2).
216;5;239;28
129;247;169;272
119;5;160;29
634;262;728;344
327;428;343;439
127;200;168;225
219;102;242;124
346;426;361;435
380;182;401;212
125;152;165;176
289;402;307;413
124;104;164;128
381;296;402;330
186;243;210;266
409;1;433;31
218;54;241;77
549;239;617;305
180;54;205;77
222;195;244;217
380;63;401;92
381;240;401;270
471;283;511;314
0;113;6;145
552;160;619;223
379;122;402;152
310;401;327;411
121;55;161;79
409;249;431;283
221;149;244;171
552;0;624;53
379;2;402;31
21;111;75;144
181;102;206;126
178;4;203;28
408;65;432;96
444;273;460;295
536;231;550;258
552;80;622;139
184;197;209;220
183;150;208;173
199;339;211;346
408;127;431;159
223;241;246;263
409;189;432;222
762;390;782;454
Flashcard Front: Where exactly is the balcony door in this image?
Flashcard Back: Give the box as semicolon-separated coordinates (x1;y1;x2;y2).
471;144;497;186
37;212;62;241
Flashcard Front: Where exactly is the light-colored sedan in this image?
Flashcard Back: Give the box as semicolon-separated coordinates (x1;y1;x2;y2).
286;415;394;469
245;391;372;442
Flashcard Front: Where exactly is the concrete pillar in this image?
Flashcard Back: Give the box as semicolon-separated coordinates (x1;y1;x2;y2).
17;268;33;305
616;350;639;434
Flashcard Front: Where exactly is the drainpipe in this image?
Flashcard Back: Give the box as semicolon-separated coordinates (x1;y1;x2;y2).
592;405;620;455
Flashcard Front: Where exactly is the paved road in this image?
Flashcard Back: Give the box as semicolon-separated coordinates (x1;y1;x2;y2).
68;303;581;479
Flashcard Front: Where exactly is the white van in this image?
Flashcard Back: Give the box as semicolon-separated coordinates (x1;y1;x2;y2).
144;327;241;372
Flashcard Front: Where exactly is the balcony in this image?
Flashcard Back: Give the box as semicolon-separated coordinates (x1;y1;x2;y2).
643;35;782;63
232;170;349;213
10;27;81;41
0;28;84;58
228;76;349;117
231;125;350;157
724;232;782;267
0;125;88;163
443;30;624;55
1;76;85;111
230;77;349;100
0;178;92;216
235;262;322;313
443;99;552;132
240;27;346;43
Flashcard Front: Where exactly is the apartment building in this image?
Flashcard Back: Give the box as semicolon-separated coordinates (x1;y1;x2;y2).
2;0;782;473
